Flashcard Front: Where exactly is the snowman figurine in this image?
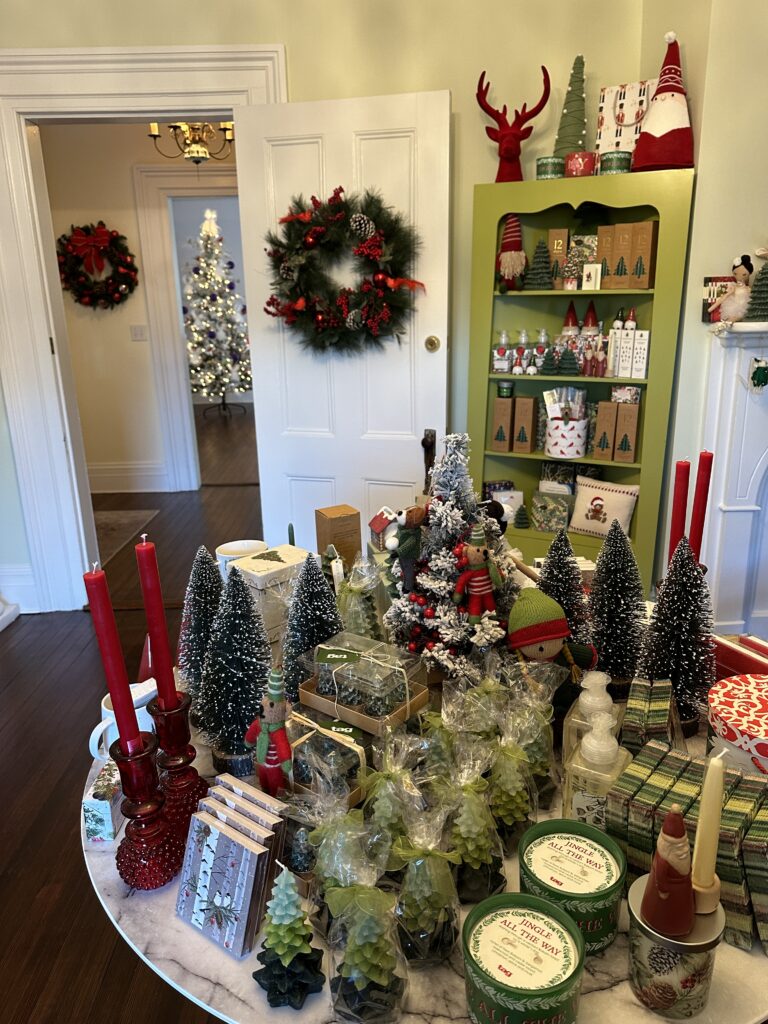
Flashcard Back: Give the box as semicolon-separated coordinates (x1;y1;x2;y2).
612;307;625;330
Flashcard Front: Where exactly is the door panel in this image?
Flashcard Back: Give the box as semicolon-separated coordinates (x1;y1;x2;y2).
234;91;450;552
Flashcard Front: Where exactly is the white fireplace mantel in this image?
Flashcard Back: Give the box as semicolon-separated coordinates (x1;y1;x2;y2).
702;326;768;635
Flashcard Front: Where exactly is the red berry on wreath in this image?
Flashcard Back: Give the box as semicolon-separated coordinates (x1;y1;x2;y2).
408;641;418;653
110;230;119;238
81;296;91;305
424;607;435;619
315;313;325;327
416;595;427;607
373;272;387;285
126;256;133;263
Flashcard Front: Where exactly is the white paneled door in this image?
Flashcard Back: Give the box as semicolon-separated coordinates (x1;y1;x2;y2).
234;91;450;551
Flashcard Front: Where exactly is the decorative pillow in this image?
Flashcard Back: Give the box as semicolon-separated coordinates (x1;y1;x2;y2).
570;475;639;538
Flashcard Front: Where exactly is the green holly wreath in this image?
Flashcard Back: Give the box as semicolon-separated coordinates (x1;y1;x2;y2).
56;221;139;309
264;186;422;354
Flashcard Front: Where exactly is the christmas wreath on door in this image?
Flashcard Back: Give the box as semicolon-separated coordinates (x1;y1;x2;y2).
56;221;139;309
264;186;422;354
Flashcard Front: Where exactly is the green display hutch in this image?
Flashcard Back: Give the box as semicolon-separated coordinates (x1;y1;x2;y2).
466;170;694;591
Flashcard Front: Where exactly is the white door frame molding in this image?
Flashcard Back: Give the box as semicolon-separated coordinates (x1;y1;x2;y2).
0;46;286;611
133;164;239;493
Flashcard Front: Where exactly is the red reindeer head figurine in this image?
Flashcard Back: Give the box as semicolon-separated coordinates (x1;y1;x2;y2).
477;67;551;182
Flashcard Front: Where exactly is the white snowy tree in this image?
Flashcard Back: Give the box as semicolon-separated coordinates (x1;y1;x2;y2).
182;209;252;403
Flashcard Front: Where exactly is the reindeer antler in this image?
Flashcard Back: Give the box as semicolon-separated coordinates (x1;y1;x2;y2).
512;66;551;128
476;71;509;133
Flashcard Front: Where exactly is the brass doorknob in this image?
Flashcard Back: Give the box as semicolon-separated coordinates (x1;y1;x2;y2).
425;335;441;353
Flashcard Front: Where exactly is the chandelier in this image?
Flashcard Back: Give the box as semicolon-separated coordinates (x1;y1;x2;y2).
148;122;235;165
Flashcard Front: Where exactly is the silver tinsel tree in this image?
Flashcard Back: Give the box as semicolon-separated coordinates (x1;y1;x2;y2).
384;433;519;682
282;555;344;703
182;209;252;400
640;537;716;720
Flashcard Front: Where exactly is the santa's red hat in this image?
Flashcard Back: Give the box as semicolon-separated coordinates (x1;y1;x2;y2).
661;804;687;838
498;214;526;282
582;300;599;334
632;32;693;172
562;300;580;335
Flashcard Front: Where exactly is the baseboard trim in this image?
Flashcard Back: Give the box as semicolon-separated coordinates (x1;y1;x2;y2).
88;460;170;493
0;563;38;613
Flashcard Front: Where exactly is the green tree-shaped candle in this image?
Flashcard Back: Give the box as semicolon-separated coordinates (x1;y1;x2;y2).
744;261;768;321
553;55;587;158
488;738;532;827
541;347;558;375
523;240;554;290
513;503;530;529
253;868;325;1009
283;554;344;702
589;519;646;683
177;545;223;717
557;347;581;376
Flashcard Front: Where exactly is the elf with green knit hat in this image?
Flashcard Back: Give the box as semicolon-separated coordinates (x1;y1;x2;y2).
452;523;503;624
507;589;597;735
245;667;293;796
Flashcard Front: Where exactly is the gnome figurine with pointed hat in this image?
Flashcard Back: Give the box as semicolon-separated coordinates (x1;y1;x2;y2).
452;523;503;623
641;804;695;938
245;668;293;797
632;32;694;172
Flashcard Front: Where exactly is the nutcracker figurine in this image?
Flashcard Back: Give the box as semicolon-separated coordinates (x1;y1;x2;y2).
245;668;293;797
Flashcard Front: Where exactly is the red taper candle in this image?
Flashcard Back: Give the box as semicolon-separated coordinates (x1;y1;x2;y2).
689;451;714;563
135;535;179;711
83;564;143;756
669;460;690;564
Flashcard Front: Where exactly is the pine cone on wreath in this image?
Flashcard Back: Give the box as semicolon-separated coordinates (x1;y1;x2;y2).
647;946;682;976
638;981;678;1010
345;309;364;330
279;259;298;281
350;213;376;239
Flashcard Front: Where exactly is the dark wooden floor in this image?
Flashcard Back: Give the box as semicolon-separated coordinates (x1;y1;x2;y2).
1;478;262;1018
194;402;258;487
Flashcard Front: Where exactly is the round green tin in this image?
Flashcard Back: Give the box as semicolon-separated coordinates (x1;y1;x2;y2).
599;151;632;174
536;156;565;179
518;819;626;954
463;893;585;1024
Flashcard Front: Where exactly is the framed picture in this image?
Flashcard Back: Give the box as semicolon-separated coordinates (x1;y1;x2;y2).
702;276;734;323
582;263;602;290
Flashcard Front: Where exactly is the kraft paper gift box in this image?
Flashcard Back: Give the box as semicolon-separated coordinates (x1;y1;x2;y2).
614;402;640;463
315;504;362;570
743;804;768;955
548;228;569;288
490;395;514;452
512;396;537;453
230;544;311;649
82;758;123;842
629;220;658;289
608;222;634;288
606;738;669;856
593;401;618;461
626;749;690;883
620;678;652;756
596;224;614;287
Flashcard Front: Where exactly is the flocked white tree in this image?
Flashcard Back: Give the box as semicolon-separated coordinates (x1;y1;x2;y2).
182;209;252;404
384;434;519;683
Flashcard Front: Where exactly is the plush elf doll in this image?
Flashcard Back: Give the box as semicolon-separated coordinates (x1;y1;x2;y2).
245;668;293;797
452;523;503;624
506;589;596;734
385;505;426;593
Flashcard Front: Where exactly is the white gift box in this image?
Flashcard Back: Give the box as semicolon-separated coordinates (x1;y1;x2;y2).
82;759;123;842
229;543;311;638
545;417;589;459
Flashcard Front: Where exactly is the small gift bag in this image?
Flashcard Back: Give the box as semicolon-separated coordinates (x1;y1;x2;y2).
595;79;658;156
545;416;589;459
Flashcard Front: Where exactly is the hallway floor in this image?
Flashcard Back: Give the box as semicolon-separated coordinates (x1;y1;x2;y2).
1;442;263;1020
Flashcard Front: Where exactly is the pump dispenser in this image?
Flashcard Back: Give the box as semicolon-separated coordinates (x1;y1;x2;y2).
562;671;623;763
563;711;632;828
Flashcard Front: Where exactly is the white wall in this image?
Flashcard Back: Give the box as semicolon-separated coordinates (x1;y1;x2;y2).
170;195;252;404
0;378;33;607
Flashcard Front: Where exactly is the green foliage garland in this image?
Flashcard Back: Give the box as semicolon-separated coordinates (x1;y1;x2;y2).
264;187;422;354
56;221;138;309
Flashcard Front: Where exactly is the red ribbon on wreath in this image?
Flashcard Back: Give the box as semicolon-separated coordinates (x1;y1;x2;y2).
69;224;111;275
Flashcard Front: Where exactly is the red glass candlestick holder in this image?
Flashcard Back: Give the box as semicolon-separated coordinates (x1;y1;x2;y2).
110;731;185;890
147;690;209;836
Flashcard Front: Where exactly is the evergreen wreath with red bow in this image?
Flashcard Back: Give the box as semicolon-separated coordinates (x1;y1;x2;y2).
56;221;139;309
264;186;423;354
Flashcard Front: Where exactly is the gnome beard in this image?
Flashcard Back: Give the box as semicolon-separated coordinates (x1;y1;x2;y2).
656;829;691;877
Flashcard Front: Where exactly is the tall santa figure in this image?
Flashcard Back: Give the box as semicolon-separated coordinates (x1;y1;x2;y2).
632;32;694;172
640;803;695;938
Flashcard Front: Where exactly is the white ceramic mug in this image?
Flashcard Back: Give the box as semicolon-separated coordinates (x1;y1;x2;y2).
89;679;158;759
215;539;267;578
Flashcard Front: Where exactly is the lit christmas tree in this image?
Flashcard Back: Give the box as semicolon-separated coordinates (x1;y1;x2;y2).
589;520;646;681
553;55;587;158
282;555;344;703
182;209;251;408
177;546;223;716
537;529;591;642
252;868;325;1009
523;240;554;290
198;567;271;767
384;434;520;684
640;537;715;720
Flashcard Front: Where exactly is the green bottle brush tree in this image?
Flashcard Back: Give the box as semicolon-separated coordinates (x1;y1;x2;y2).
252;868;325;1010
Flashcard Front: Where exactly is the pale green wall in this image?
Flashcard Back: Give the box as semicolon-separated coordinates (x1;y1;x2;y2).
0;377;30;564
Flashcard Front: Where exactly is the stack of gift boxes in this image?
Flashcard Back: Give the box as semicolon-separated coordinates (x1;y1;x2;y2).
607;737;768;953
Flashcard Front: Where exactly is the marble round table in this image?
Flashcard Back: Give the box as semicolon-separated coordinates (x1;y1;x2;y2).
83;750;768;1024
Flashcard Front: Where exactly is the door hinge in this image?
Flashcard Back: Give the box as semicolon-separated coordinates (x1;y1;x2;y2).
49;336;55;355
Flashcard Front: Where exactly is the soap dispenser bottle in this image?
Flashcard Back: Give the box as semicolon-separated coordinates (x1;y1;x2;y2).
562;671;622;763
563;712;632;828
